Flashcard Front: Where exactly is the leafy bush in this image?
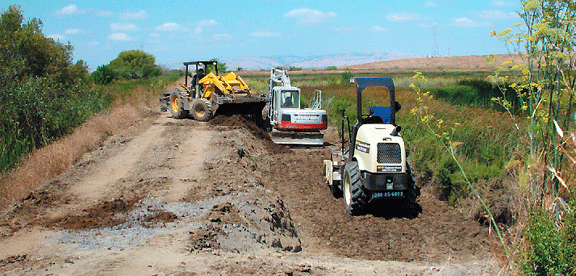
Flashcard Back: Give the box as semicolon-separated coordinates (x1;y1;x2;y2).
519;201;576;275
92;65;115;84
326;66;338;70
341;70;354;83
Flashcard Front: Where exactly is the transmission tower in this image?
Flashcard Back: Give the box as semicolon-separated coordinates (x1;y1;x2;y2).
431;25;439;57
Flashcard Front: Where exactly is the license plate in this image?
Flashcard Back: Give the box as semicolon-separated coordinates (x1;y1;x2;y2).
373;191;404;198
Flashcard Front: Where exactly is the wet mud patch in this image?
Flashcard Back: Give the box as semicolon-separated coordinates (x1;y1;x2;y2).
42;198;141;230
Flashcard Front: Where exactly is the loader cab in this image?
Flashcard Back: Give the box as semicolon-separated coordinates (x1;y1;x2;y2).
183;60;219;98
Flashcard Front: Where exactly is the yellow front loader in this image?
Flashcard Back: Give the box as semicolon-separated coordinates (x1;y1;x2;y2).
160;60;267;121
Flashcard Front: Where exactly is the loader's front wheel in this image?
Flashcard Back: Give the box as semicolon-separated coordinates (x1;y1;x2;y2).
170;92;189;119
192;100;213;122
343;161;367;215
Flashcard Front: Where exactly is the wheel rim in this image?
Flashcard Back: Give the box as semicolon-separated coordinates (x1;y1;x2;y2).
195;105;206;118
344;172;351;206
171;96;180;112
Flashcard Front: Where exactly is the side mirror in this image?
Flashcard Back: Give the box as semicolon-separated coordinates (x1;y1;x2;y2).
394;101;402;112
390;125;402;136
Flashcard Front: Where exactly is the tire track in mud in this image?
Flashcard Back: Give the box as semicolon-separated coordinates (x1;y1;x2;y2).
68;118;166;204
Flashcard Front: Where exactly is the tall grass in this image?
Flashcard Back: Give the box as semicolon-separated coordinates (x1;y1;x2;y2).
0;78;111;174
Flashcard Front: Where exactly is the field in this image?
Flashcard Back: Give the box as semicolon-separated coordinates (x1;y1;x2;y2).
0;55;517;275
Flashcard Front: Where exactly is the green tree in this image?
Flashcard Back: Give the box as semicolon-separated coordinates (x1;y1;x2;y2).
0;5;108;172
207;58;227;74
108;50;162;80
0;5;88;89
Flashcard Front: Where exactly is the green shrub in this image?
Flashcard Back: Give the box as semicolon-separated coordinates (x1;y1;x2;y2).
327;66;338;70
341;70;354;84
92;65;115;84
519;201;576;275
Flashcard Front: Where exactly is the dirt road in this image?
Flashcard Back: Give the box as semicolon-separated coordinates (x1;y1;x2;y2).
0;110;502;275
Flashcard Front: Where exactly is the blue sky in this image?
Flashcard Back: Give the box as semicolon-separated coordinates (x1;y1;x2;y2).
6;0;521;70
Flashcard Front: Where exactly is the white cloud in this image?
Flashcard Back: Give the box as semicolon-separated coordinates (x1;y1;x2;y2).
452;17;490;27
48;34;66;41
331;26;356;32
425;1;441;7
283;8;337;25
64;29;82;35
95;9;113;17
474;10;518;20
372;26;389;32
55;4;85;15
149;33;160;38
250;31;281;38
213;34;233;40
110;23;140;32
156;22;186;32
108;33;133;41
120;10;148;20
386;12;426;22
198;19;218;27
490;0;517;7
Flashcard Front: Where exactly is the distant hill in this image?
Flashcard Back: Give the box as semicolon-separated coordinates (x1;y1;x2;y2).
237;54;524;76
221;51;419;70
343;54;523;72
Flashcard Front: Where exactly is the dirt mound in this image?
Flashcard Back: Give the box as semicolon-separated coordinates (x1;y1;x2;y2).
210;114;291;154
190;196;302;253
257;144;494;263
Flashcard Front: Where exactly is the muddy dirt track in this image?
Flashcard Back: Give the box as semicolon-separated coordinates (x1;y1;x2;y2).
0;110;502;275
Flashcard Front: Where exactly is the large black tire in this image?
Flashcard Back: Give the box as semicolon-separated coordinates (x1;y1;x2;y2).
405;163;420;208
191;99;213;122
169;88;189;119
343;161;368;215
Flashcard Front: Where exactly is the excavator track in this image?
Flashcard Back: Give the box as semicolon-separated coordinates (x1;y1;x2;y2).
270;130;324;146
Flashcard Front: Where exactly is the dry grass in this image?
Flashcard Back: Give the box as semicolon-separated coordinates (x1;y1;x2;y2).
0;83;170;210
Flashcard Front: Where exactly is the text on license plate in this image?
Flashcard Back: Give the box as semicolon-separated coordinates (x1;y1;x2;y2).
373;191;404;198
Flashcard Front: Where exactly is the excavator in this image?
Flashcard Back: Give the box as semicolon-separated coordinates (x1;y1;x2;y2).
160;60;267;121
266;69;327;146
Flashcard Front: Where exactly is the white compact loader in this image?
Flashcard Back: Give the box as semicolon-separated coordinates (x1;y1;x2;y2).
324;77;418;215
